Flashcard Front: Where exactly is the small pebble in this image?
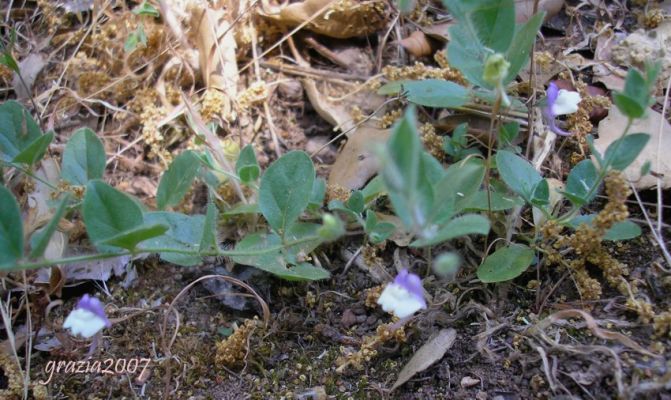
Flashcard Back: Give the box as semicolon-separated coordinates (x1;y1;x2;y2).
461;376;480;388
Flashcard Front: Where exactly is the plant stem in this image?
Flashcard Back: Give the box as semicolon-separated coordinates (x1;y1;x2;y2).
9;236;322;272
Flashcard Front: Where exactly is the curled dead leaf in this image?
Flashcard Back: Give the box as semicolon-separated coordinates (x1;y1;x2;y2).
400;30;434;58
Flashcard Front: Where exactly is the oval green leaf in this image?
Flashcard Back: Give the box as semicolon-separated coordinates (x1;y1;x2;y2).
477;244;535;283
62;128;106;185
258;151;315;233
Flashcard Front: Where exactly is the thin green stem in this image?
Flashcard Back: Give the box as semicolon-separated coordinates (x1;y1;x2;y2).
0;160;59;191
9;235;321;272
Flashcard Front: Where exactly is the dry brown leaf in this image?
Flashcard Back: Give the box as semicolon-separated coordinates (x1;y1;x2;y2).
400;30;433;58
12;53;46;100
190;4;238;120
516;0;565;23
276;0;386;39
595;107;671;190
392;329;457;391
328;124;389;190
302;79;356;132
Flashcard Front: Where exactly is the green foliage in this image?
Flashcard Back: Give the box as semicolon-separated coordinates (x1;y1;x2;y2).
379;79;470;108
564;159;598;206
132;0;160;17
603;133;650;171
477;244;535;283
61;128;106;185
156;150;201;210
613;63;660;119
100;224;169;251
83;180;145;252
0;185;23;268
125;24;147;52
379;108;490;246
236;144;260;184
231;233;329;281
496;150;548;206
0;100;45;162
567;216;642;241
259;151;315;234
498;122;519;149
444;0;544;89
142;212;206;266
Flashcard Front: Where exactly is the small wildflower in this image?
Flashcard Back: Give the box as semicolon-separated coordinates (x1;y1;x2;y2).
543;82;582;136
63;294;111;339
377;269;426;318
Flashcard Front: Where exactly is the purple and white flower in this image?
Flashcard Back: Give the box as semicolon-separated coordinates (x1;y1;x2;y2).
543;82;582;136
63;294;111;339
377;269;427;318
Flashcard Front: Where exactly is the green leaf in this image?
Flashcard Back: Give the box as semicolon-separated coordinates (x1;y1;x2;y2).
285;222;323;258
465;189;524;211
613;93;644;120
199;201;219;254
530;179;550;207
61;128;106;185
100;223;169;251
465;0;516;53
503;11;545;84
132;0;160;17
309;178;326;209
604;220;642;241
401;80;470;108
231;232;330;281
604;133;650;171
411;214;490;247
477;244;535;283
613;64;659;119
346;190;364;214
0;100;43;161
125;24;147;52
0;52;19;73
83;180;143;251
259;151;315;234
446;22;491;88
29;193;70;258
434;157;486;218
361;176;386;202
498;122;519;148
141;212;205;266
156;150;200;210
223;202;260;216
380;107;434;231
236;144;260;184
496;150;543;203
564;159;599;206
369;222;395;244
0;185;23;268
567;215;642;241
13;132;53;166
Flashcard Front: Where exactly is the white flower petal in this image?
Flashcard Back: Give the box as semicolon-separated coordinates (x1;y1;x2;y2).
377;283;426;318
63;309;107;338
552;89;581;116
